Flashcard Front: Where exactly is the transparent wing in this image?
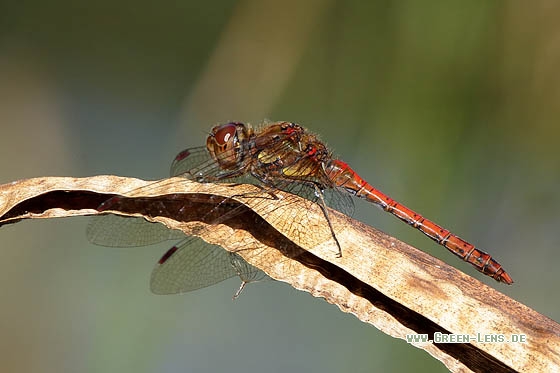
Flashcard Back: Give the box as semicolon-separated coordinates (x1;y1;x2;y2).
273;181;355;217
324;187;355;217
87;214;267;294
150;236;266;295
169;146;213;178
170;146;258;185
87;215;185;247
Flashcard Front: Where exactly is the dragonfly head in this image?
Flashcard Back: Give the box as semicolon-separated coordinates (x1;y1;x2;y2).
207;122;252;169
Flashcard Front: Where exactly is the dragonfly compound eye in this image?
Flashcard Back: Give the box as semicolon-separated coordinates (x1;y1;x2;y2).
206;122;247;170
213;123;239;146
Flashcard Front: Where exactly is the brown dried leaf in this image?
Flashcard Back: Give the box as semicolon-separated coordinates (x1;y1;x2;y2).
1;176;559;372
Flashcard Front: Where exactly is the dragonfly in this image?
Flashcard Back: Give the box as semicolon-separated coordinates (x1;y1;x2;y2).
88;121;513;297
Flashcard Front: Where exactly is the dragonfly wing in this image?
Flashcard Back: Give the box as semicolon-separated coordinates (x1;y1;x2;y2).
323;187;355;217
169;146;213;178
150;237;265;295
171;145;264;185
228;252;268;284
87;215;185;247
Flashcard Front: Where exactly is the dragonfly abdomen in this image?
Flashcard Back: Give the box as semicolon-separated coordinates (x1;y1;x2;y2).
324;159;513;284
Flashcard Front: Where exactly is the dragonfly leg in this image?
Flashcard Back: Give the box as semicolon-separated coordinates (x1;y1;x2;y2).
232;281;248;300
313;184;344;257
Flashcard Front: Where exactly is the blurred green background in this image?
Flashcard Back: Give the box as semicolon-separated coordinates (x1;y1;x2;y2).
1;1;558;372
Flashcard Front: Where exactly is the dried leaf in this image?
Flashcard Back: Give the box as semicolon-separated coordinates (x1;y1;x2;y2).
1;176;558;372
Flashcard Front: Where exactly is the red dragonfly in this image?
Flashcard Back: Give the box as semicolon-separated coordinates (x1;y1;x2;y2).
89;121;512;296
